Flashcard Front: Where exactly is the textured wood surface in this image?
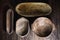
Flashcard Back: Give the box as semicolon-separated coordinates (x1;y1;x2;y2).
0;0;60;40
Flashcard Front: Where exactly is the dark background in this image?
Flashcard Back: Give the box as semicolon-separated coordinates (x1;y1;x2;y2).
0;0;60;40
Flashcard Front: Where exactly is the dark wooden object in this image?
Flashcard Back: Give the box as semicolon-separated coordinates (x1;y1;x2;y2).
0;0;60;40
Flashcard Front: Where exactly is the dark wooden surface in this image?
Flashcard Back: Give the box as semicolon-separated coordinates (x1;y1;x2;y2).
0;0;60;40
